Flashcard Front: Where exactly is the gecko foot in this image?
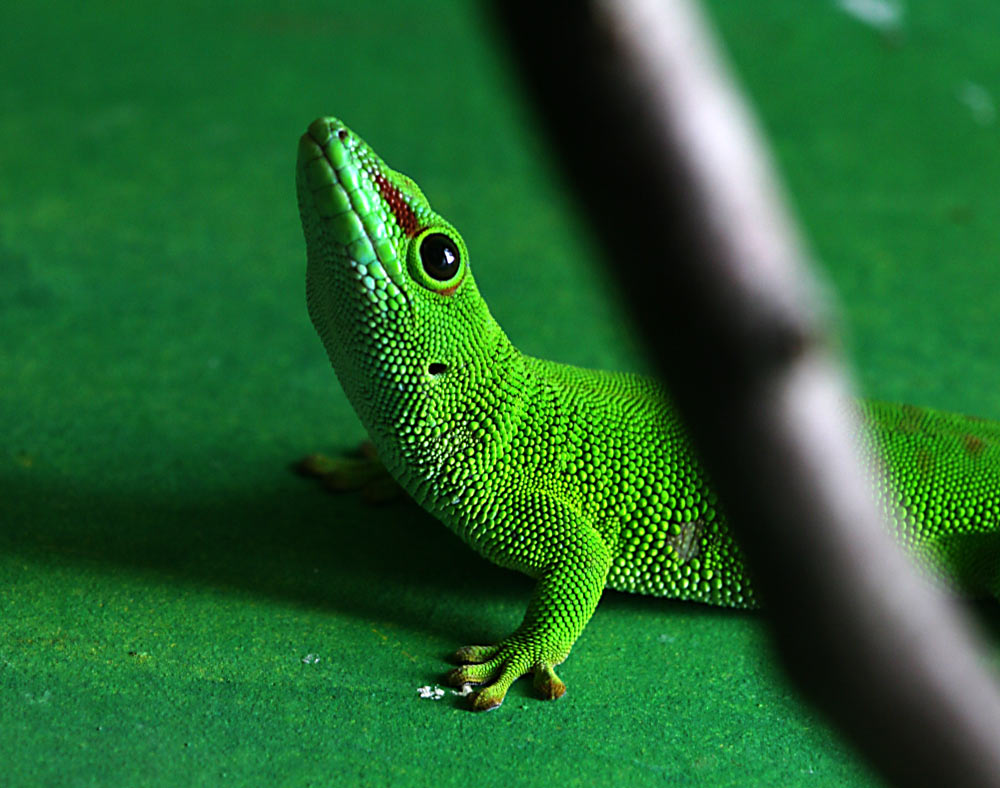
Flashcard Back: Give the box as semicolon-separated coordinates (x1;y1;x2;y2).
444;642;567;711
292;442;402;504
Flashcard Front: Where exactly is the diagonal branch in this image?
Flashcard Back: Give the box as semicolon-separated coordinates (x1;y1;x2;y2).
489;0;1000;784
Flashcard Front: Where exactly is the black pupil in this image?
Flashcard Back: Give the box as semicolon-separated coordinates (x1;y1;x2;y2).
419;233;460;281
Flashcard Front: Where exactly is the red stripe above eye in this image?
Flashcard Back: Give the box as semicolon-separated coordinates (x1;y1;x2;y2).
373;172;420;238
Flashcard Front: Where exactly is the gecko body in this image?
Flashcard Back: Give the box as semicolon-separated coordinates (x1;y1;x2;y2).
296;116;1000;710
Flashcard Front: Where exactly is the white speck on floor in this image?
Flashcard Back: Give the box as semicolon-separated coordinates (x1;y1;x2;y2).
301;653;321;665
835;0;904;31
417;685;446;700
957;81;996;126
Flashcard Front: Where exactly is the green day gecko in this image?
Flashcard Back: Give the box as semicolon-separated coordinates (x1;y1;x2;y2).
295;116;1000;711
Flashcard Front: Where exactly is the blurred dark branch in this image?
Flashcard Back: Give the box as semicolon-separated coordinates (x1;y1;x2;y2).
489;0;1000;784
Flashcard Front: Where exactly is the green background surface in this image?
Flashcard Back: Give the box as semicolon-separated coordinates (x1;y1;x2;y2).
3;2;1000;786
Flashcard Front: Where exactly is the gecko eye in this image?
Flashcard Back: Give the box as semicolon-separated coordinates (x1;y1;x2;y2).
407;226;468;293
419;233;460;281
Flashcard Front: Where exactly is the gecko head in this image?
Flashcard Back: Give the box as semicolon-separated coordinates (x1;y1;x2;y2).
296;117;500;428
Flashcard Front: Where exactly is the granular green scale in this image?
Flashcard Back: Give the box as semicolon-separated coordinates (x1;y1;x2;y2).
297;117;1000;711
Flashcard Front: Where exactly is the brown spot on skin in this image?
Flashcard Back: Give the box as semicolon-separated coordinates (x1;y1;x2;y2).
964;434;986;459
916;448;936;476
373;172;419;237
665;520;704;562
897;404;924;435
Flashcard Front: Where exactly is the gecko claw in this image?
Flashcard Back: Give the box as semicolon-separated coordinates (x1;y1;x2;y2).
532;663;567;700
469;684;508;712
445;641;568;710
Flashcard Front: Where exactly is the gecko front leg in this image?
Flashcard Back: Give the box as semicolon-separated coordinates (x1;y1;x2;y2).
443;494;613;710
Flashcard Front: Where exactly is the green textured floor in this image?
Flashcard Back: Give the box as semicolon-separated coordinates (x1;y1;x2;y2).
4;2;1000;786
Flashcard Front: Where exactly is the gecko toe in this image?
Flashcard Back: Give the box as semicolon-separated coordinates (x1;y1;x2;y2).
293;447;401;501
469;682;510;712
449;644;500;665
444;658;502;687
532;663;566;700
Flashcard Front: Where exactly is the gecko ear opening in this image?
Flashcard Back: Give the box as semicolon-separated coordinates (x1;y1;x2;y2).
428;363;448;376
407;226;468;293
